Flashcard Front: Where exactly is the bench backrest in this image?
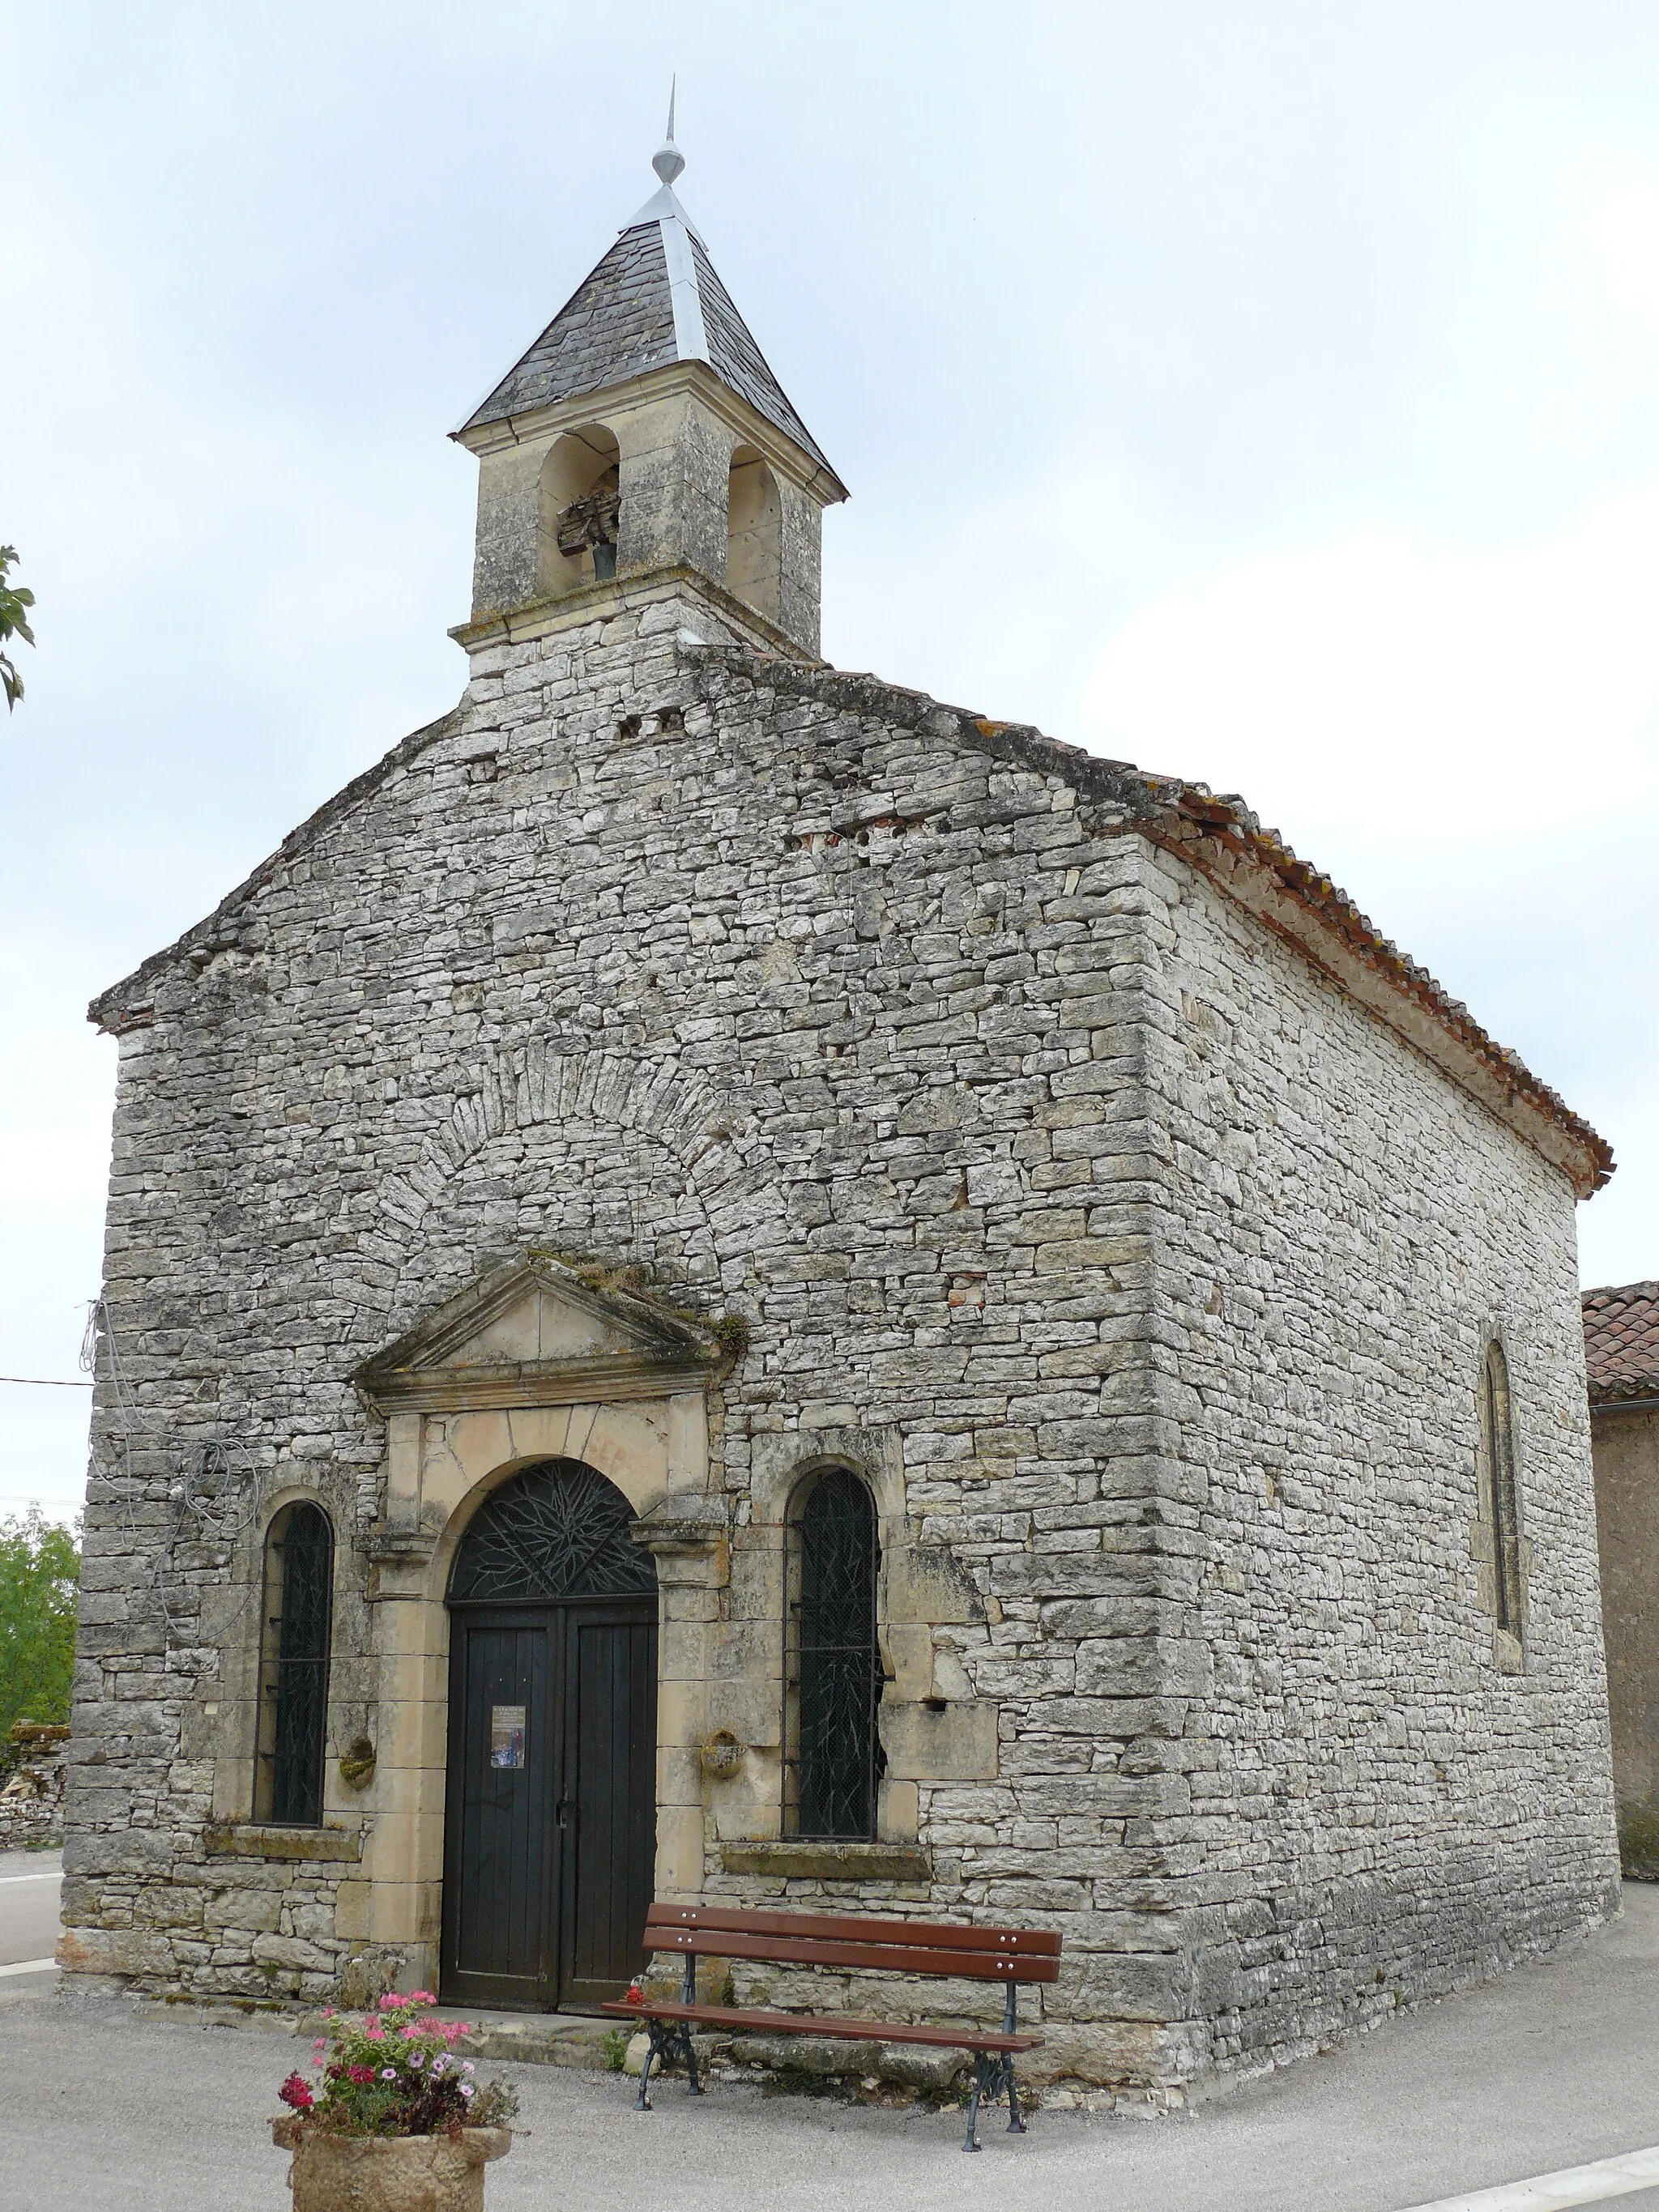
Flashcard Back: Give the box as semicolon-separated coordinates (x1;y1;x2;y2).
642;1903;1062;1985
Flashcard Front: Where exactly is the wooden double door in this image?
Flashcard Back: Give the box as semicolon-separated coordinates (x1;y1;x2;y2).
440;1596;658;2012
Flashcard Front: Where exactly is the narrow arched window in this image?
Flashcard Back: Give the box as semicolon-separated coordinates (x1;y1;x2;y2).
1479;1342;1524;1640
255;1501;334;1825
788;1467;882;1840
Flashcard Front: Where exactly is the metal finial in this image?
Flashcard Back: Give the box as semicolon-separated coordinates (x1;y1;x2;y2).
653;79;684;186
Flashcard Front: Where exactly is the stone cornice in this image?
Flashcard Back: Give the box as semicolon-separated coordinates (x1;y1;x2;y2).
360;1357;714;1416
630;1491;731;1554
450;565;819;665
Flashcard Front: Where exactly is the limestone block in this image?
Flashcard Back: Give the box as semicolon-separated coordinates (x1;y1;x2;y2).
57;1924;177;1979
887;1543;986;1626
204;1886;283;1935
881;1623;933;1703
252;1931;338;1974
879;1701;999;1783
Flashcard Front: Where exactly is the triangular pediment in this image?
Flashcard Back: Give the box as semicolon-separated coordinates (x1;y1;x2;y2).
353;1255;723;1413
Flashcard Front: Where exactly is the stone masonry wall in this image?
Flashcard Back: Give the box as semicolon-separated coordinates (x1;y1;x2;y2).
63;588;1614;2092
1140;847;1618;2079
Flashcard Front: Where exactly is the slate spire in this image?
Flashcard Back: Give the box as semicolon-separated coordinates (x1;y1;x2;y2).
458;116;838;484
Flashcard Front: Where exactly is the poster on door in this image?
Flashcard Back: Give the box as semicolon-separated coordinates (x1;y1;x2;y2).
489;1704;527;1769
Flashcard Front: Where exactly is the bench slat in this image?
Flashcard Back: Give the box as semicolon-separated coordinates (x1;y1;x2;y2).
645;1924;1060;1984
644;1903;1060;1958
601;1998;1043;2054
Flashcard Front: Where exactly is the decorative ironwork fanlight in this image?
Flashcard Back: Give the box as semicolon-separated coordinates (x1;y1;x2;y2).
449;1460;656;1605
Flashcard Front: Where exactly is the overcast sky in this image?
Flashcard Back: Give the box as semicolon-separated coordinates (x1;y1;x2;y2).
4;2;1658;1521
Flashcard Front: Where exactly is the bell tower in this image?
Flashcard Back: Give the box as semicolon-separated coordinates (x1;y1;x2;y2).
452;108;847;659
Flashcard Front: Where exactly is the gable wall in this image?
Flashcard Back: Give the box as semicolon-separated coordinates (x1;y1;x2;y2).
66;597;1194;2087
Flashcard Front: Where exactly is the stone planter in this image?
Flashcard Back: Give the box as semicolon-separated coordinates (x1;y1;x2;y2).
270;2115;511;2211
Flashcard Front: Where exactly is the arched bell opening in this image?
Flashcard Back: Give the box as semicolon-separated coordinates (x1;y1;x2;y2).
440;1459;658;2014
726;444;783;623
538;424;622;598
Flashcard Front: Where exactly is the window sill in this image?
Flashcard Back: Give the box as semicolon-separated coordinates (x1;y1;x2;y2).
719;1840;932;1884
203;1822;363;1863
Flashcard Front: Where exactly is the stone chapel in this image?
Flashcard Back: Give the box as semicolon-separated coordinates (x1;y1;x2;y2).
60;126;1622;2099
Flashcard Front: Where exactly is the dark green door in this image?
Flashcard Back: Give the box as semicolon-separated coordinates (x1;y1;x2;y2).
440;1460;659;2014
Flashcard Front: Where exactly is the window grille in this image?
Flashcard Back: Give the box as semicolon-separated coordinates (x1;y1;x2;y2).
791;1467;882;1840
256;1502;333;1826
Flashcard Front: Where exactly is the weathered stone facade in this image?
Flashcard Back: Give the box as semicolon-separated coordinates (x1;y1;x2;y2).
61;145;1620;2099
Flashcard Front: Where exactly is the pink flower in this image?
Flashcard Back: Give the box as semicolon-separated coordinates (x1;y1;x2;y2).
407;1990;437;2005
380;2068;398;2081
378;1994;403;2011
458;2084;475;2101
278;2073;314;2112
365;2026;385;2042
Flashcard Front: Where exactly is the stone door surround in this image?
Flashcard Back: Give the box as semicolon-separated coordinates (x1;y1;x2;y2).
345;1255;726;1996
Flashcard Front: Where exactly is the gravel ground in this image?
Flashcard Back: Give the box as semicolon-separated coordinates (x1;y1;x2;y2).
5;1886;1659;2212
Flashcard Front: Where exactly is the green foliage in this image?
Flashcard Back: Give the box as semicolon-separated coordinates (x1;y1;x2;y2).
0;1509;80;1737
600;2027;630;2072
0;545;35;712
712;1312;751;1370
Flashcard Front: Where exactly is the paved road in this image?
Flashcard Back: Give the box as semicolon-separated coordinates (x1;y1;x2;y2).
4;1886;1659;2212
0;1846;61;1974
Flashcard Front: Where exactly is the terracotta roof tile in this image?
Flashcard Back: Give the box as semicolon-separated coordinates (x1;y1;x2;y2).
1583;1280;1659;1404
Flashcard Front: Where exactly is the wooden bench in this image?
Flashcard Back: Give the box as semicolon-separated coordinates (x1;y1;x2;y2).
602;1902;1062;2153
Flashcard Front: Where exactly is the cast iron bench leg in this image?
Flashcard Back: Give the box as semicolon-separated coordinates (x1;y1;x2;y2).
634;2016;701;2109
963;2056;989;2152
635;2025;660;2112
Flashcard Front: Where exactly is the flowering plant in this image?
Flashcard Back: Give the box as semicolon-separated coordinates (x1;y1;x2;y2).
275;1993;519;2139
